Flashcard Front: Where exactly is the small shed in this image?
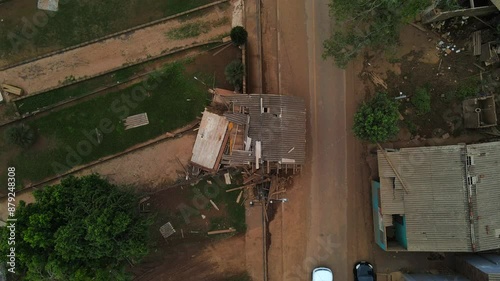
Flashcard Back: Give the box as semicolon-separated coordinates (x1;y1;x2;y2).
190;109;229;172
463;95;497;129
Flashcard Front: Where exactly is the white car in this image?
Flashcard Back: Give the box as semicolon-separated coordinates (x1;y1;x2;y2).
312;267;333;281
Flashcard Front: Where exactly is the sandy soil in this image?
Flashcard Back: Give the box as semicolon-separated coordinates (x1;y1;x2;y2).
132;235;246;281
72;133;196;190
0;3;231;95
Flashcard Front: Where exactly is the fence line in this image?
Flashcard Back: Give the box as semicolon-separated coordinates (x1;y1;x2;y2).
0;0;229;71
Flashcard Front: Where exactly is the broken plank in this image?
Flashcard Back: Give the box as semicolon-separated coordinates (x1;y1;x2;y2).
236;190;243;203
226;186;248;193
208;228;236;235
226;178;271;192
410;22;427;32
224;173;231;185
209;199;220;211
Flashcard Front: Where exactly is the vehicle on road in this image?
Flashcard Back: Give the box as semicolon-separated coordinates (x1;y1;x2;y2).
354;261;376;281
312;267;333;281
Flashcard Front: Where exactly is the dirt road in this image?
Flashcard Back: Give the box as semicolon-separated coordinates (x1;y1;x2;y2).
0;3;231;95
263;0;374;280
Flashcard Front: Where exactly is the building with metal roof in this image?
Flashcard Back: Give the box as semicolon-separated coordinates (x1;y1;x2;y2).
375;142;500;252
457;254;500;281
190;94;306;173
190;109;229;172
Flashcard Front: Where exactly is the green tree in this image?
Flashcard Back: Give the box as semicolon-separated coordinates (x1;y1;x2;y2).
0;175;151;281
4;124;37;148
230;26;248;46
412;87;431;115
225;60;244;91
323;0;429;68
353;92;400;143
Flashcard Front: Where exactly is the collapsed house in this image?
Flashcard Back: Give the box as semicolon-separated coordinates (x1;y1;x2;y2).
373;142;500;252
190;94;306;173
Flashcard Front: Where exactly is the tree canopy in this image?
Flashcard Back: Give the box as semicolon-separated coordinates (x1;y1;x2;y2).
0;175;151;281
4;124;37;148
323;0;429;68
230;26;248;46
225;60;245;91
353;92;400;143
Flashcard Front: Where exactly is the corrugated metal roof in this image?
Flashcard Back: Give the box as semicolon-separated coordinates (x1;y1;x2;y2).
458;254;500;280
224;94;306;165
467;143;500;252
491;0;500;10
378;142;500;252
190;110;229;171
378;145;471;252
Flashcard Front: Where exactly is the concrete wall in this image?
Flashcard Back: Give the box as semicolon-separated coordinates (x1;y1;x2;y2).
372;181;387;250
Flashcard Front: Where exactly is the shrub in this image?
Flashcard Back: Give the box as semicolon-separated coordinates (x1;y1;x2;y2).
225;60;244;91
4;124;37;148
230;26;248;46
323;0;428;68
412;87;431;115
456;78;479;100
353;92;400;143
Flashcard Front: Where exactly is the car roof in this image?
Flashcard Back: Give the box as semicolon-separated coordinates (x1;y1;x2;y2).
312;268;333;281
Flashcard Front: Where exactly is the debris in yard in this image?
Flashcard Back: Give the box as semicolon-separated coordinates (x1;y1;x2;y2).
224;172;231;184
226;178;271;192
226;185;247;193
207;180;212;184
395;93;407;100
139;196;151;213
236;190;243;203
442;133;450;139
124;113;149;130
1;83;24;96
480;42;500;66
473;30;482;56
207;228;236;235
209;199;220;211
201;214;206;219
410;22;427;32
38;0;59;12
369;72;387;89
159;222;176;239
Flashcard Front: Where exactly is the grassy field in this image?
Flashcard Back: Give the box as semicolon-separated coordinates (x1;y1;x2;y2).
13;43;224;116
15;64;142;115
204;174;246;233
1;63;209;185
0;0;218;65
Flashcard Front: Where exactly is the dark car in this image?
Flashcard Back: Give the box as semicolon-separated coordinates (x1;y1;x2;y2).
353;261;375;281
